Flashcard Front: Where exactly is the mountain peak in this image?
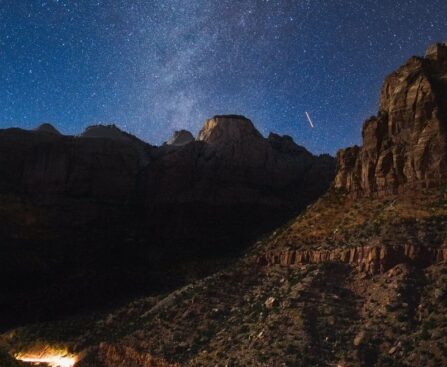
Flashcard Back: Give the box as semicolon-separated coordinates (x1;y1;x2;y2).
33;123;61;135
165;129;194;146
425;41;447;61
268;133;310;155
197;115;262;145
80;124;128;139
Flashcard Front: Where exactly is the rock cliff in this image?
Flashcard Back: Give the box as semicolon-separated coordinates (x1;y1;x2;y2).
257;44;447;274
335;42;447;197
259;244;447;274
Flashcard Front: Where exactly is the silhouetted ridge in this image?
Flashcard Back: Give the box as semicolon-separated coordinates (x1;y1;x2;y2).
33;123;61;135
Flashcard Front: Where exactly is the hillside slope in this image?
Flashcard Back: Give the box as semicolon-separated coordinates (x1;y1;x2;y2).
4;188;446;366
2;43;447;367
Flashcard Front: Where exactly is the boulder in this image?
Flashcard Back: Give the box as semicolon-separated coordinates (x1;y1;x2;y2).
353;330;366;347
265;297;278;309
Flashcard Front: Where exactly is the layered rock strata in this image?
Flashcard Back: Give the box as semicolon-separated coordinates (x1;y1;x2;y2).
258;244;447;274
335;42;447;197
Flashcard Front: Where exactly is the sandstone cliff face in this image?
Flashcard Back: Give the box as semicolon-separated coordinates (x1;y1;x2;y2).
197;115;265;161
258;244;447;275
335;43;447;196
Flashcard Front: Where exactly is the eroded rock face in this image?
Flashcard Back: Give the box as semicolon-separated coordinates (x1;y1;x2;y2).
198;115;261;144
335;43;447;197
165;130;194;146
258;244;447;275
197;115;269;167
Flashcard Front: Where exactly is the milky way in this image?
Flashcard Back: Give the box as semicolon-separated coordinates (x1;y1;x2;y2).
1;0;446;154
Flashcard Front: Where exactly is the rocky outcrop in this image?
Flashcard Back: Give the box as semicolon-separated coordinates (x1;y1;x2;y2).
259;244;447;274
335;42;447;197
165;130;194;146
81;124;130;140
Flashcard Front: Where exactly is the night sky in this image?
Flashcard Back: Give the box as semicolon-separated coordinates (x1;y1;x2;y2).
1;1;446;154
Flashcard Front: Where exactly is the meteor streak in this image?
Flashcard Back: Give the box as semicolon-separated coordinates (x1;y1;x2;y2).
305;111;315;128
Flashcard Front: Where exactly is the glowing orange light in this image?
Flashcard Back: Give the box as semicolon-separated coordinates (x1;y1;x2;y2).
15;352;77;367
